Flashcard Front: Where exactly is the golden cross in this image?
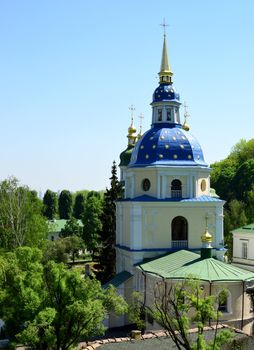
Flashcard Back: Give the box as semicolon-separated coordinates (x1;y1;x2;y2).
183;101;188;114
160;18;169;35
183;101;189;121
138;113;144;132
129;104;135;123
205;214;209;229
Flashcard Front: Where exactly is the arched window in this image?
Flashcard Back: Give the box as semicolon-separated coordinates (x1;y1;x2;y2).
171;216;188;249
158;109;162;121
166;108;172;121
171;179;182;198
218;290;231;313
142;178;151;191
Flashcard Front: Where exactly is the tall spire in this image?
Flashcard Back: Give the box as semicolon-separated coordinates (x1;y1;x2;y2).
159;19;173;84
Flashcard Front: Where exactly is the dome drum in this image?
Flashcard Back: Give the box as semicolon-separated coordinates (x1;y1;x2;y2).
152;102;181;125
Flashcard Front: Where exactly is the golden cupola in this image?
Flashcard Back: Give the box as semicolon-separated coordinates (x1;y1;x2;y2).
127;105;137;147
201;228;212;244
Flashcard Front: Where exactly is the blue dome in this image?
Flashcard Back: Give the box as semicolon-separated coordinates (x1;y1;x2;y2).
129;124;207;167
153;84;180;103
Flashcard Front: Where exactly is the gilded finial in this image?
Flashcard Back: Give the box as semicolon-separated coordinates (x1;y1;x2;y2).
137;113;144;140
201;214;212;243
159;19;173;84
127;105;137;147
182;101;190;131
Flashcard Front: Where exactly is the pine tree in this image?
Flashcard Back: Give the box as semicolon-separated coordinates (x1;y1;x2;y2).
98;161;123;284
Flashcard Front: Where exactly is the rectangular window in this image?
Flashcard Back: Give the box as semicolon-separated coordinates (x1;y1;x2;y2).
166;108;171;121
218;292;227;312
158;109;162;121
242;241;248;259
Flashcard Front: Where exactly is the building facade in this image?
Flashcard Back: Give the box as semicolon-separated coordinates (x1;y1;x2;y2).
232;223;254;271
116;33;225;277
110;32;254;334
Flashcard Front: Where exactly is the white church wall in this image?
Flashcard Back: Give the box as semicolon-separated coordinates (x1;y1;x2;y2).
117;200;224;258
133;169;157;198
140;203;221;250
141;273;254;335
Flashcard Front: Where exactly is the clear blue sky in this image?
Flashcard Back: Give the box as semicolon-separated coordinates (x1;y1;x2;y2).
0;0;253;194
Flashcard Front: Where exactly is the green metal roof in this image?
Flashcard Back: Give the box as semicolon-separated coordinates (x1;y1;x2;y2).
138;250;254;282
139;250;199;278
103;271;133;289
232;223;254;235
48;219;83;233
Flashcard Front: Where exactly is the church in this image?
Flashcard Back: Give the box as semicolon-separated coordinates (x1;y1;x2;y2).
110;31;254;334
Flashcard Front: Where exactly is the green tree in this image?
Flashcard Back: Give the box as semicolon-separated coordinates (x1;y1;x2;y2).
59;218;85;263
210;138;254;252
98;161;123;283
82;196;102;258
210;158;237;201
60;217;83;238
42;239;70;264
63;235;84;263
230;138;254;165
87;190;102;200
139;279;233;350
128;292;146;332
0;177;48;250
245;185;254;220
0;247;45;340
73;193;86;219
231;158;254;201
211;138;254;206
43;190;58;220
43;235;84;265
58;190;73;219
0;247;127;349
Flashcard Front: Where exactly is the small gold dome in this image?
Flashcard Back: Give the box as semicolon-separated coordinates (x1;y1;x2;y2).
127;120;137;147
182;123;190;131
201;229;212;243
128;123;137;134
136;132;142;140
128;124;137;134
